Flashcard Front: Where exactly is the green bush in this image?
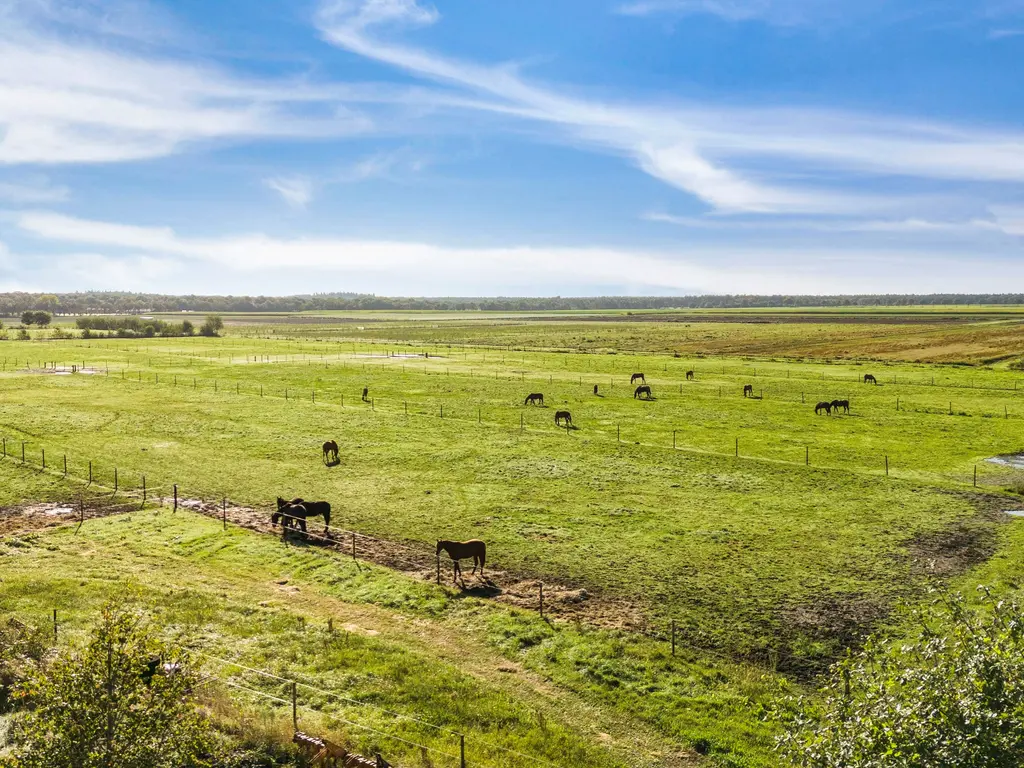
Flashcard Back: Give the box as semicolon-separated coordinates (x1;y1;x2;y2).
779;588;1024;768
199;314;224;337
4;603;217;768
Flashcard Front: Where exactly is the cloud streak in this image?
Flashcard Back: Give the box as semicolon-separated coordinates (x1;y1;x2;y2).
314;0;1024;218
10;210;1024;295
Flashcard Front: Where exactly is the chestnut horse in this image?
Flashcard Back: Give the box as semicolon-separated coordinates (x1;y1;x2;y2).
436;539;486;583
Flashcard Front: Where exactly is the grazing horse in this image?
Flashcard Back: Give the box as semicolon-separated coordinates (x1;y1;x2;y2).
554;410;572;426
686;370;694;381
524;393;544;406
631;373;646;384
815;402;832;415
593;384;598;395
362;386;369;401
864;374;877;385
436;539;486;583
743;384;754;397
634;385;653;400
274;496;331;532
831;399;850;414
322;440;339;464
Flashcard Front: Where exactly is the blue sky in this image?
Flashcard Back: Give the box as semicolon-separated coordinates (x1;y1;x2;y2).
1;0;1023;296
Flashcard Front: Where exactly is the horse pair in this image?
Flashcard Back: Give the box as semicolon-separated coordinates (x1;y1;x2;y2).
815;400;851;415
273;496;331;532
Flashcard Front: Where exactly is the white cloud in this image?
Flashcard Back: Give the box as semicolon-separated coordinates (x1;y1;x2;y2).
0;175;69;203
264;176;314;208
313;0;1024;217
616;1;776;21
10;210;1024;295
644;211;1019;235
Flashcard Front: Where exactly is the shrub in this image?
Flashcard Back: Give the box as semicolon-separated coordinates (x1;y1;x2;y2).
5;603;216;768
200;314;224;337
182;319;195;336
778;588;1024;768
16;329;29;340
20;311;51;327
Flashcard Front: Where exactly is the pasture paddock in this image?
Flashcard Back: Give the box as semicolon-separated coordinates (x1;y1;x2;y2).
4;313;1024;765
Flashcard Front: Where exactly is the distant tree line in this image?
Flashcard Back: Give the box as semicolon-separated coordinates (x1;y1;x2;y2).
76;315;223;338
3;291;1024;315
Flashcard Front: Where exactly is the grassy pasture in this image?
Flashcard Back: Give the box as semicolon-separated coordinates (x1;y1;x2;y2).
2;334;1022;664
4;315;1024;766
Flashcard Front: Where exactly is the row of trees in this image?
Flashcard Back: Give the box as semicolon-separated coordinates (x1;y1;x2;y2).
3;291;1024;315
76;315;223;338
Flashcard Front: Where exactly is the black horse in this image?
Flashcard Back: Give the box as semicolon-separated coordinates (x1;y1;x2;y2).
743;384;754;397
273;496;331;532
864;374;877;385
630;373;646;384
634;385;653;400
831;399;850;414
686;370;694;380
593;384;598;395
815;401;832;415
362;386;369;401
554;410;572;426
525;392;544;406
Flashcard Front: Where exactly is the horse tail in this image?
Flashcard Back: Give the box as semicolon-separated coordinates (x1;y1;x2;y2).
478;542;486;572
323;503;331;528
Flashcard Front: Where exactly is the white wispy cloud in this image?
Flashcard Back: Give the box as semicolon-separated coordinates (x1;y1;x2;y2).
0;175;69;203
314;0;1024;218
10;210;1024;295
643;211;1022;236
264;176;314;208
0;2;374;166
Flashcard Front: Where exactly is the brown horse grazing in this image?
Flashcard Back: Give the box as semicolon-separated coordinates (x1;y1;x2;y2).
631;373;646;384
524;392;544;406
743;384;754;397
815;401;832;415
831;399;850;414
864;374;877;384
436;539;486;583
686;370;694;381
554;410;572;426
634;385;653;400
322;440;339;464
274;496;331;532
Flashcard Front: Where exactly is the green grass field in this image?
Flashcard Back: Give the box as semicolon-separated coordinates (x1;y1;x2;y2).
3;314;1024;766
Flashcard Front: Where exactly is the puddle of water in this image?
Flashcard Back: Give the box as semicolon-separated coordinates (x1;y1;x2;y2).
1006;511;1024;518
987;454;1024;470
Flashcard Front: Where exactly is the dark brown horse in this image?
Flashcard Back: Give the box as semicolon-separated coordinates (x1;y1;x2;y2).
631;373;645;384
322;440;339;464
831;399;850;414
864;374;877;384
524;393;544;406
815;401;832;415
274;496;331;532
634;385;653;399
362;386;369;401
436;539;486;583
593;384;598;395
686;370;694;380
743;384;754;397
554;410;572;426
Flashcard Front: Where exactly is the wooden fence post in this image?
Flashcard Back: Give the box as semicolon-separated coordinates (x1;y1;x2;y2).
53;609;58;643
89;461;92;484
41;448;45;469
673;430;676;449
174;484;178;513
460;735;466;768
222;498;227;529
63;454;67;477
671;619;676;656
114;467;118;492
21;442;25;463
885;455;889;476
142;476;146;505
539;582;544;619
351;533;356;560
806;446;809;466
735;437;739;457
292;682;297;731
974;465;978;487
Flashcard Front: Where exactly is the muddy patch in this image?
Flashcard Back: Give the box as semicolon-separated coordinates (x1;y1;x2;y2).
907;518;1000;577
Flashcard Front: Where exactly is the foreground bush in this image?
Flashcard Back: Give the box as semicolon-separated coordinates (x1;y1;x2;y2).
5;604;216;768
779;588;1024;768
